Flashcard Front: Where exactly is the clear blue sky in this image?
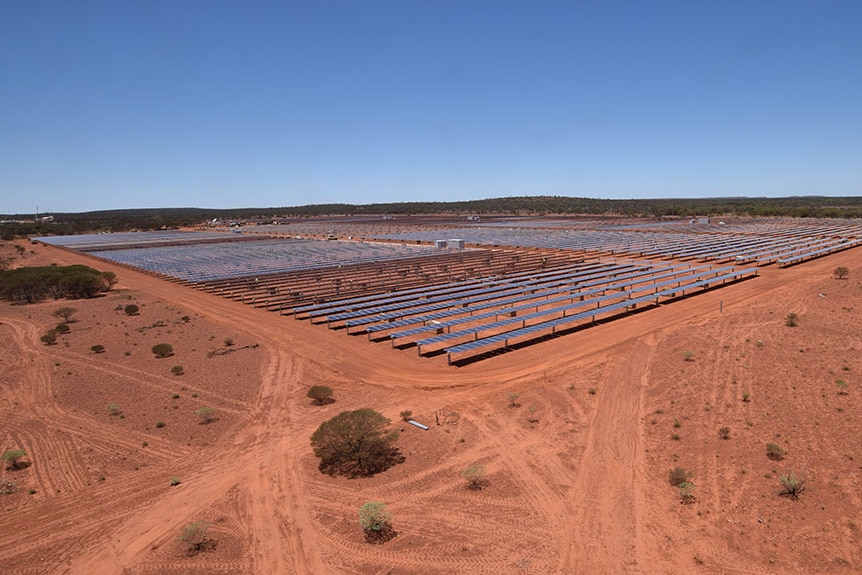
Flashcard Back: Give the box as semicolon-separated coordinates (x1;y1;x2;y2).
2;0;861;214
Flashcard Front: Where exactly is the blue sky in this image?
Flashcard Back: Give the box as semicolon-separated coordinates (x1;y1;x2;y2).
2;0;861;214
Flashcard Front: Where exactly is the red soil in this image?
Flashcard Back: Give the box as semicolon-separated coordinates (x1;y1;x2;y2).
1;239;861;574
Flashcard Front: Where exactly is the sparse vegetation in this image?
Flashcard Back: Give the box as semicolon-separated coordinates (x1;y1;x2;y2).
310;408;402;478
669;466;691;487
778;470;807;499
833;266;850;279
152;343;174;358
195;407;217;424
179;520;214;555
1;449;28;470
678;481;696;504
307;385;335;406
461;463;488;490
785;313;799;327
359;502;396;544
0;478;17;495
507;392;521;408
766;442;785;461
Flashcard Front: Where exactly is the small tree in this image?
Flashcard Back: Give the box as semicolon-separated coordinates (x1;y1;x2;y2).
310;409;402;477
53;306;77;323
1;449;28;470
179;520;213;555
506;392;521;408
40;332;57;346
785;313;799;327
778;470;807;500
461;463;488;490
195;407;217;424
358;502;395;544
834;266;850;280
152;343;174;358
307;385;334;405
766;442;785;461
124;304;139;316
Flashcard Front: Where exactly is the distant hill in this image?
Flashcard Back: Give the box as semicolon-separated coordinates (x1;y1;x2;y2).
3;195;862;238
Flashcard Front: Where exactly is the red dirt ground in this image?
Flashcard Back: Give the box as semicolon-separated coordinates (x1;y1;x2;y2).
1;238;861;574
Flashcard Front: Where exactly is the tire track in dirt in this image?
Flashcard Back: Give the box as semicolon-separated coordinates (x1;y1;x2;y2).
566;335;656;574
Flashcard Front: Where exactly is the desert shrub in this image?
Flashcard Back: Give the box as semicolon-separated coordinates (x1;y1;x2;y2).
306;385;334;405
107;404;122;416
766;442;785;461
359;502;396;544
778;470;807;499
785;313;799;327
0;478;17;495
195;407;217;424
181;315;190;322
507;392;521;408
40;332;57;345
1;449;28;470
834;266;850;279
91;344;105;354
742;393;751;403
461;463;488;490
678;481;696;504
669;466;691;487
683;350;694;362
156;421;166;428
179;520;214;555
399;410;413;422
124;304;139;316
53;323;70;334
151;343;174;358
836;380;849;395
171;365;184;376
718;426;731;440
224;337;234;347
310;409;402;477
169;476;181;486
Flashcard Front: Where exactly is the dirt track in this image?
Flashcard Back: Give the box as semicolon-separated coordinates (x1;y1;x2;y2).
2;241;861;574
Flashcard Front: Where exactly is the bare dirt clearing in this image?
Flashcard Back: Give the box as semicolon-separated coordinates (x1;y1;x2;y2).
1;239;861;574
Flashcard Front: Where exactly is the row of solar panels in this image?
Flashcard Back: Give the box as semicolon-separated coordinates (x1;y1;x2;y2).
443;267;759;363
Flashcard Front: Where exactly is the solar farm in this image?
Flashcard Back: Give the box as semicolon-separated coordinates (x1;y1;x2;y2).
35;216;862;364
